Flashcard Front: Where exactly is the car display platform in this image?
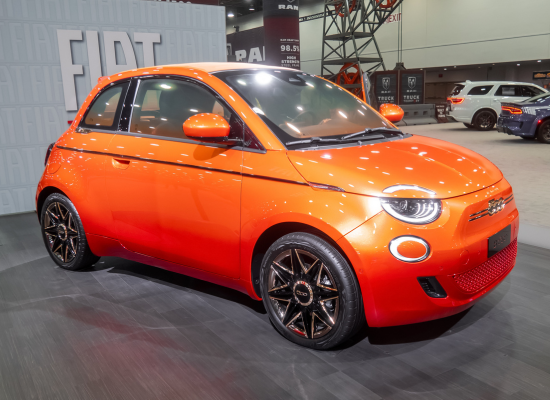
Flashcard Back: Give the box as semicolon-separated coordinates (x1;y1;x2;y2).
1;211;550;399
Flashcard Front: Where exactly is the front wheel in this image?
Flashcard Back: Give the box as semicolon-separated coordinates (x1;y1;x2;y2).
40;193;100;270
473;110;496;131
260;233;364;349
537;120;550;144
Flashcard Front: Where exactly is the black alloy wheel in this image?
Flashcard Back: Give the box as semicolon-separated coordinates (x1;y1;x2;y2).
41;193;100;270
260;233;364;349
537;120;550;144
473;111;496;131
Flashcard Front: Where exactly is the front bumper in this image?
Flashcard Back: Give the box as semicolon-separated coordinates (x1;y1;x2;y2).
339;178;519;327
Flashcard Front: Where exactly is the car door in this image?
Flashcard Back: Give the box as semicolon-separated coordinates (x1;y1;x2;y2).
105;77;244;278
68;80;130;237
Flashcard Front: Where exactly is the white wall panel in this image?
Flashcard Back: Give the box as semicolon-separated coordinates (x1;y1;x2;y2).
0;0;226;215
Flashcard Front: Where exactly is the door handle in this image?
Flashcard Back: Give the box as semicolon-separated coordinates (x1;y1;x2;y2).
112;158;131;170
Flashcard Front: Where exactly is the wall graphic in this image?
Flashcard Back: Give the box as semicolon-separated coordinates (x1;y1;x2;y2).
227;27;265;64
0;0;226;216
263;0;300;69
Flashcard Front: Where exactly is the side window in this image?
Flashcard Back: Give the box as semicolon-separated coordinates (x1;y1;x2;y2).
130;78;238;140
82;82;129;130
522;86;543;97
494;85;522;97
467;85;493;96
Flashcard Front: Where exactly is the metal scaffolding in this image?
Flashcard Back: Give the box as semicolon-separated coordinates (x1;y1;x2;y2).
321;0;404;96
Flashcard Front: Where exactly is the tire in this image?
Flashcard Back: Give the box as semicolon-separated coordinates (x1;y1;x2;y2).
537;120;550;144
40;193;100;270
463;123;475;129
473;110;496;131
260;232;364;349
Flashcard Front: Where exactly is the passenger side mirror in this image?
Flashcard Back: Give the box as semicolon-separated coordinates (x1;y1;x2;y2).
183;113;232;143
379;104;404;123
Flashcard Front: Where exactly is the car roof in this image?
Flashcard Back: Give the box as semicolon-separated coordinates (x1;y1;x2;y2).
456;81;542;86
141;62;299;74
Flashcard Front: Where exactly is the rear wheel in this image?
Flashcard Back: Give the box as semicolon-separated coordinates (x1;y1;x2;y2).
463;123;474;129
473;110;496;131
40;193;100;270
260;233;364;349
537;120;550;144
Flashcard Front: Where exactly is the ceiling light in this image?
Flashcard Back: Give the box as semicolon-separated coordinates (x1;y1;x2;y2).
228;12;234;17
538;60;542;62
517;63;520;66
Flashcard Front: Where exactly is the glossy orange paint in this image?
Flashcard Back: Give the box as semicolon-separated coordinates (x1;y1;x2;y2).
379;103;404;123
37;62;518;328
183;113;230;140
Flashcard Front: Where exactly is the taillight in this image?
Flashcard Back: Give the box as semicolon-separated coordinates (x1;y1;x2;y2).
44;143;54;166
447;97;465;104
501;106;523;115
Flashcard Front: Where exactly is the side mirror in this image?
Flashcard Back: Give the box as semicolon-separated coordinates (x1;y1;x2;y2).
379;103;404;123
183;113;231;143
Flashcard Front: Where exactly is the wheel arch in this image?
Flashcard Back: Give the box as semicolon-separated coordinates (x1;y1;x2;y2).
536;114;550;134
36;186;69;223
250;222;356;299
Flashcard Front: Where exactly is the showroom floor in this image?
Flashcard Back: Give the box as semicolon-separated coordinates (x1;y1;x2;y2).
1;212;550;399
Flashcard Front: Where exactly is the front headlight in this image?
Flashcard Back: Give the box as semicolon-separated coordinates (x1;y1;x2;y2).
380;198;441;224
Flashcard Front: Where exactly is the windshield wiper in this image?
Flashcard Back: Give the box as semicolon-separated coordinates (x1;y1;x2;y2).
285;137;341;146
342;127;403;140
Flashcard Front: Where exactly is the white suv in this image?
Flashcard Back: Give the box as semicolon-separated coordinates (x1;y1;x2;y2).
447;81;547;130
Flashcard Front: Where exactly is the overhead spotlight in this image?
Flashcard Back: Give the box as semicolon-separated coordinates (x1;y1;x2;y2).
517;63;520;66
228;11;234;17
537;60;542;62
454;66;456;68
444;68;447;70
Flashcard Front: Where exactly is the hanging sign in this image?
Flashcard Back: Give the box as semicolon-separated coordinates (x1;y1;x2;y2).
373;71;398;105
263;0;300;69
533;71;550;80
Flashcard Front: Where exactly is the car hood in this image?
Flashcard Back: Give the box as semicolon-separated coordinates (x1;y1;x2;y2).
286;135;503;199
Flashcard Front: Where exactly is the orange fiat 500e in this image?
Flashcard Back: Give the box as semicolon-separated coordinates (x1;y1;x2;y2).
37;63;518;349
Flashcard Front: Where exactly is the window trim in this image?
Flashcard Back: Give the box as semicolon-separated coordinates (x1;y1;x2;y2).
79;80;131;131
122;74;266;153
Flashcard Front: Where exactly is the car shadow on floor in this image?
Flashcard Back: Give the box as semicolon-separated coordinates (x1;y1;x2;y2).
91;257;267;314
84;256;509;350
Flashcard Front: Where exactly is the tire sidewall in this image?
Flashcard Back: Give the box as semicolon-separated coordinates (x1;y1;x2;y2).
474;110;496;131
40;193;90;270
260;233;360;349
537;121;550;144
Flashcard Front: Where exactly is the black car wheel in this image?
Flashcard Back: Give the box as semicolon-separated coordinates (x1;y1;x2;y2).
40;193;100;270
260;232;364;349
473;110;496;131
537;120;550;144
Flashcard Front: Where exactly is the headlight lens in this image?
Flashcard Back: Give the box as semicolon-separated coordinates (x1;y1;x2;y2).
380;198;441;224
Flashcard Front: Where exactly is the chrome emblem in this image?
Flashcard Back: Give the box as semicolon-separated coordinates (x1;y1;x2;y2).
469;194;513;222
408;76;416;89
487;198;505;216
382;77;390;90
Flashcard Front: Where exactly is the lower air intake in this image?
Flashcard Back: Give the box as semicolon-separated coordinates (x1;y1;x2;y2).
452;239;517;293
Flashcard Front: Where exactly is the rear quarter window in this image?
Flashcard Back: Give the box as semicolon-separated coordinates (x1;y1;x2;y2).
467;85;493;95
450;85;465;96
81;82;130;130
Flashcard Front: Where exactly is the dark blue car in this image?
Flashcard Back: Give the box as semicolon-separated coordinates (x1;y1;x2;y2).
497;92;550;144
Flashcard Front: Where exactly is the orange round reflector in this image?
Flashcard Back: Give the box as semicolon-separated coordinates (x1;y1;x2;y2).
397;240;427;259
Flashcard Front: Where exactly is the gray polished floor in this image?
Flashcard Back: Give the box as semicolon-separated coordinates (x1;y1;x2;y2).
1;212;550;400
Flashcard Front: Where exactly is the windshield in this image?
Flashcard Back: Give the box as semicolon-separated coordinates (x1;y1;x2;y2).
213;69;390;147
522;92;550;103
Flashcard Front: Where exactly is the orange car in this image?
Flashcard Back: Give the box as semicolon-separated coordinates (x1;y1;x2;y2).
37;63;518;349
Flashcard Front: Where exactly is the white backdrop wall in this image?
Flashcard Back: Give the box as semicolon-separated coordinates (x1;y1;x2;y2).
0;0;226;216
298;0;550;75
